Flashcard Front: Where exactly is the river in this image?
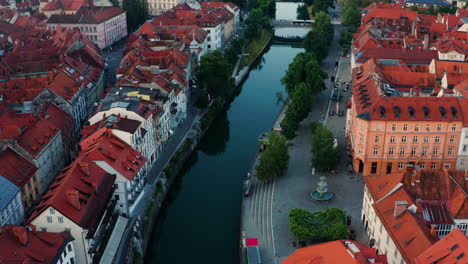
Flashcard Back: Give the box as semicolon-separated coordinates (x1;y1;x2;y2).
145;4;302;263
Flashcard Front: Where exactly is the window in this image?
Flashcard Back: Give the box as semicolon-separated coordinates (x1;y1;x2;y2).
361;123;366;130
46;217;52;223
401;136;407;143
461;159;465;165
424;136;429;143
403;124;408;131
115;195;120;200
360;134;364;143
452;124;457;131
426;125;430;131
40;227;47;232
435;136;440;143
400;148;405;155
422;148;428;156
394;248;398;257
398;162;404;169
465;132;468;138
420;162;425;169
463;145;468;152
358;147;362;154
389;148;394;155
58;217;63;223
450;136;455;143
392;124;396;131
68;244;72;252
375;136;380;143
390;136;395;143
448;147;453;156
433;148;439;155
413;136;418;143
431;162;437;169
437;124;442;131
376;123;381;131
371;162;378;174
411;148;417;156
415;124;419;131
373;148;379;156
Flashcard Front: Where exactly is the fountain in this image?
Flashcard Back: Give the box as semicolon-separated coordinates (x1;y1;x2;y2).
311;176;333;201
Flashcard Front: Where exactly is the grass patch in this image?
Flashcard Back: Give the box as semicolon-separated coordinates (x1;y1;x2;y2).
163;138;194;176
240;29;272;68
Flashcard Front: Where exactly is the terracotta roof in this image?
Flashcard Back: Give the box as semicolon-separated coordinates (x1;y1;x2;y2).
365;174;436;263
79;128;147;181
432;60;468;79
362;8;417;23
0;225;73;263
282;240;388;264
356;48;438;64
414;228;468;264
47;6;125;24
28;154;116;229
457;8;468;18
365;169;468;263
0;146;37;188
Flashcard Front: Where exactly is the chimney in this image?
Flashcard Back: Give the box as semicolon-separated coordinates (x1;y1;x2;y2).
423;34;429;49
66;190;81;210
78;162;89;177
430;224;438;238
91;182;97;194
394;201;408;218
12;226;28;246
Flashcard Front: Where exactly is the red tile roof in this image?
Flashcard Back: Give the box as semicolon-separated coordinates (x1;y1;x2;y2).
362;8;417;23
414;228;468;264
79;128;147;181
365;169;468;263
0;225;72;263
365;174;436;263
282;240;388;264
0;146;37;188
47;6;125;24
28;154;116;229
457;8;468;18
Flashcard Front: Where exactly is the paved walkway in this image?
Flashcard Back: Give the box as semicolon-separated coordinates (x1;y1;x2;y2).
242;20;369;264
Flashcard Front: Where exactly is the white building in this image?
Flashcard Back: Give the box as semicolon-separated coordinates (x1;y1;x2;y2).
79;128;148;217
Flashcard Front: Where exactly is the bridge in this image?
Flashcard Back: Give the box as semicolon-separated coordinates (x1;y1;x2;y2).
270;19;341;28
269;19;314;28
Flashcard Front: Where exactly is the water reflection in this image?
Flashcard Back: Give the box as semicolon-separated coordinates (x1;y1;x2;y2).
198;110;230;155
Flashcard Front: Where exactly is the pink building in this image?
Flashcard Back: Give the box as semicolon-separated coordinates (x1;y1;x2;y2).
46;6;127;48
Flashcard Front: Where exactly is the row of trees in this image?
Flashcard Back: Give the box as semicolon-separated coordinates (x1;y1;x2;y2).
310;122;340;170
289;208;349;242
280;11;333;139
255;131;289;181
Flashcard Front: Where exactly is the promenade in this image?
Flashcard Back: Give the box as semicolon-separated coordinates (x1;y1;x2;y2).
241;22;369;264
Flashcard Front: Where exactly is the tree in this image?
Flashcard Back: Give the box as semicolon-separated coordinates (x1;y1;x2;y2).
341;7;361;29
255;131;289;181
311;124;339;170
224;37;245;65
245;8;270;39
289;208;348;242
122;0;149;32
197;51;234;100
312;0;331;15
297;4;310;20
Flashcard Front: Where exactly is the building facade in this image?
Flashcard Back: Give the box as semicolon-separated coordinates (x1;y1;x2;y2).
46;6;127;49
0;176;24;226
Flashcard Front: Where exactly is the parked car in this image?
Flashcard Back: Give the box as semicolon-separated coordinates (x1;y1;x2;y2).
329;110;335;116
338;109;344;116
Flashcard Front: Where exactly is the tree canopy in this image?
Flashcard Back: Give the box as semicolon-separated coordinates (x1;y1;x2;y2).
289;208;349;242
197;51;234;100
304;11;334;60
255;131;289;181
122;0;149;32
311;124;340;170
245;8;270;39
